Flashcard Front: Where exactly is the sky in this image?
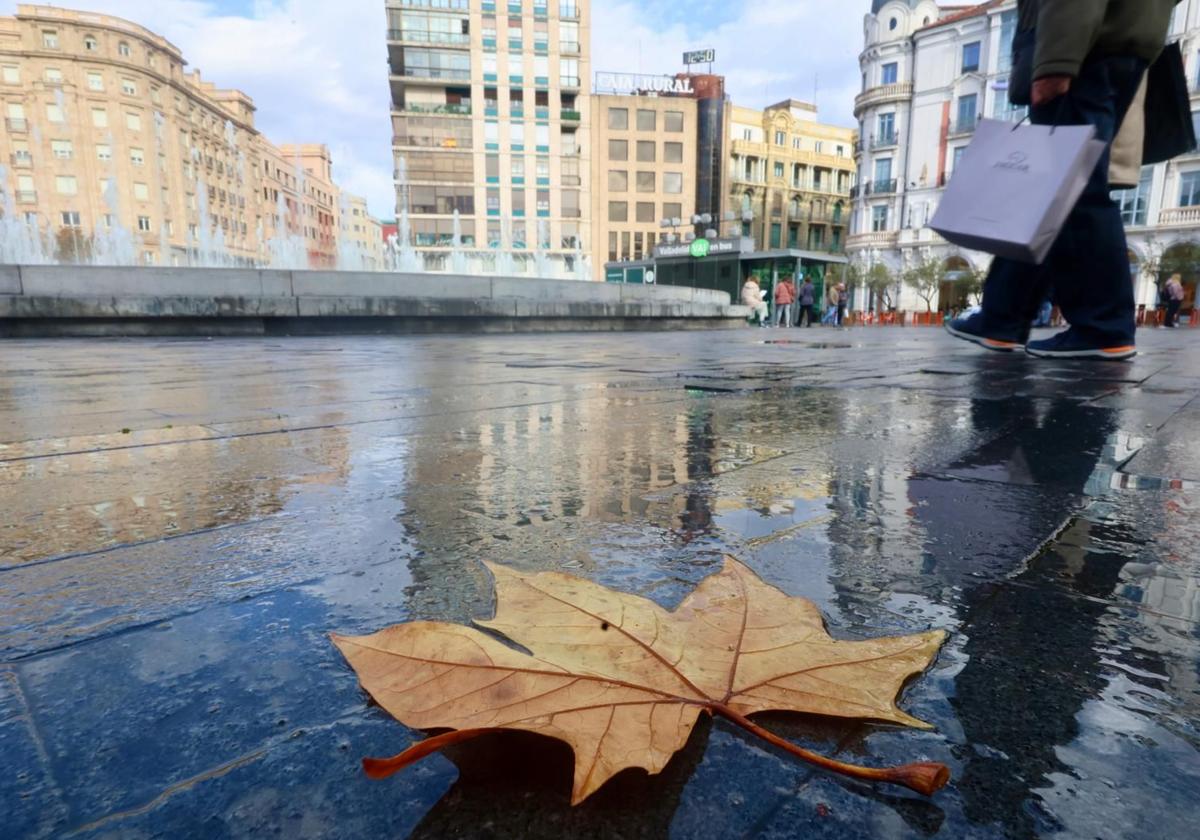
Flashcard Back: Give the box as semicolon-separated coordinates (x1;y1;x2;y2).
0;1;864;219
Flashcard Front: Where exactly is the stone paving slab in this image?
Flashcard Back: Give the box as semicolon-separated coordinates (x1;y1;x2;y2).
1;327;1199;839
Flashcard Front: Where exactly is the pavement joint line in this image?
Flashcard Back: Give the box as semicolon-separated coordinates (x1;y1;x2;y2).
0;390;697;465
2;551;414;665
1;667;69;830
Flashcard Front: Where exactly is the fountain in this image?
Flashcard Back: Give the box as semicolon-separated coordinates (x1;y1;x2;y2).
0;165;53;265
448;210;469;275
533;219;553;278
391;157;424;273
494;216;517;277
267;190;308;270
91;179;137;266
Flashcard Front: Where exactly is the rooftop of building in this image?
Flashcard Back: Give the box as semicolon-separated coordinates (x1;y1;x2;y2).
13;3;184;61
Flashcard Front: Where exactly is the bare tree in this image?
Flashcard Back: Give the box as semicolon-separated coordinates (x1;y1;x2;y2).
903;258;945;312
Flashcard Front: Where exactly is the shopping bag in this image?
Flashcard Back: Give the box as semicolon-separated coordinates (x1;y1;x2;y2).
1142;41;1196;165
930;118;1106;264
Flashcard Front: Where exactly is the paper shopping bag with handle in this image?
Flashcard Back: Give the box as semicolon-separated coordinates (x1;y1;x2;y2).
930;119;1106;264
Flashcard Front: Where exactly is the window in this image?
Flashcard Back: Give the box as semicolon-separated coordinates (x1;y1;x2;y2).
773;162;785;178
608;201;628;222
51;140;72;159
1192;111;1200;150
952;146;967;171
608;139;628;161
134;182;149;201
1180;171;1200;207
874;158;893;184
881;62;898;85
775;130;786;146
137;215;152;232
636;140;655;162
636;171;655;192
122;79;137;96
957;94;978;130
560;57;579;86
512;189;525;215
637;109;656;131
118;41;131;57
837;144;845;156
814;141;823;154
608;107;628;129
998;10;1017;72
1;65;18;84
636;201;655;222
663;202;682;220
889;17;898;31
43;30;59;49
608;169;628;191
871;205;889;231
664;142;683;163
130;148;145;166
665;110;684;132
44;67;63;84
877;112;895;142
664;172;683;194
45;103;64;123
793;137;802;150
84;35;98;51
126;112;142;130
55;175;78;195
96;144;112;161
61;211;81;227
1114;167;1152;225
87;71;103;91
962;42;981;74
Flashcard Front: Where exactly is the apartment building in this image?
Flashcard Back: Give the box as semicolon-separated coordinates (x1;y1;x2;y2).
851;0;1200;313
728;100;857;255
589;92;698;275
0;4;376;267
342;192;386;270
386;0;590;263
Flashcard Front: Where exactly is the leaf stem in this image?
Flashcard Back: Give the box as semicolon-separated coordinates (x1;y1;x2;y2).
709;704;950;797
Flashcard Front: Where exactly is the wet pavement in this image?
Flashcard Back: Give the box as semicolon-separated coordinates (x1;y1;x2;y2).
1;326;1199;839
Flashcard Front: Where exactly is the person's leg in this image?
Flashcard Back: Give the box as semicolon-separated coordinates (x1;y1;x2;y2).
1028;56;1146;351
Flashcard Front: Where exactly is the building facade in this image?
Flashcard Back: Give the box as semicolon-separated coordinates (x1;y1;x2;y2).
851;0;1200;314
387;0;590;265
728;100;857;255
342;192;386;270
589;91;698;276
0;4;377;268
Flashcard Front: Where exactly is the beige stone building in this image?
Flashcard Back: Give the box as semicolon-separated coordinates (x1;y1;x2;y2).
0;4;377;267
342;192;385;270
589;93;697;275
728;100;857;254
386;0;590;264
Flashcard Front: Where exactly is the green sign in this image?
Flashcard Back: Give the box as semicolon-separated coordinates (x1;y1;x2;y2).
690;238;711;259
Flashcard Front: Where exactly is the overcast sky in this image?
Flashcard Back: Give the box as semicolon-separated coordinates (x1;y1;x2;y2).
1;1;864;219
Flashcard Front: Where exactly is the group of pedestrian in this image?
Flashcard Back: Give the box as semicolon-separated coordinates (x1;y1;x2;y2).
741;275;847;328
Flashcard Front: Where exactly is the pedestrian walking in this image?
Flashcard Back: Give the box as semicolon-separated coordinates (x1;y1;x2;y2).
798;276;818;327
1164;273;1186;328
836;283;848;326
742;277;769;327
946;0;1177;360
774;275;796;327
823;284;840;325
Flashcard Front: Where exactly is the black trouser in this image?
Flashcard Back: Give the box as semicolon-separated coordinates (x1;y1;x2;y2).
798;304;818;326
979;54;1147;346
1166;299;1182;327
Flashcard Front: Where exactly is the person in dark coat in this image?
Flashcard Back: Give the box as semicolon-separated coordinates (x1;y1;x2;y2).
946;0;1179;360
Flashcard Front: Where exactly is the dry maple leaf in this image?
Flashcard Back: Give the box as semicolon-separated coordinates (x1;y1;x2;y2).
331;556;949;803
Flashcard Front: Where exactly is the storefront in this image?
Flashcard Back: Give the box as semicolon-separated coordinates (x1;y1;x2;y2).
606;237;850;314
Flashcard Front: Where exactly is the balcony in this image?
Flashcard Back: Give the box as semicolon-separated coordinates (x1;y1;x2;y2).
6;117;28;131
853;82;914;118
559;3;581;20
391;68;471;83
397;101;471;116
386;29;470;48
561;108;580;122
846;231;899;250
10;152;32;167
1158;206;1200;227
871;178;898;194
560;76;581;89
948;117;980;138
15;190;37;204
870;132;898;150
